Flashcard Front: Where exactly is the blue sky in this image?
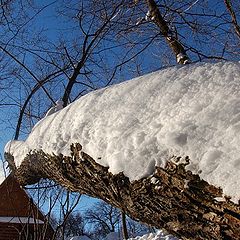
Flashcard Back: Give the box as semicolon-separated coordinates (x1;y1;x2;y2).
0;0;102;214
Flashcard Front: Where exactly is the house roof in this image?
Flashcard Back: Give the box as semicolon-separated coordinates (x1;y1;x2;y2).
0;174;45;221
0;216;44;224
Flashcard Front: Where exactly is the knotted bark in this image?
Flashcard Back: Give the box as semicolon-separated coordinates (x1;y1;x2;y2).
5;143;240;239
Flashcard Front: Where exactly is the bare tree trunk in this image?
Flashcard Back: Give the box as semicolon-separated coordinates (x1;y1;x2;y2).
121;211;129;239
145;0;190;64
5;143;240;240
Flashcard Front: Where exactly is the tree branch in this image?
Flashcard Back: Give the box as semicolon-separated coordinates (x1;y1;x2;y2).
224;0;240;40
0;46;55;104
5;143;240;240
224;0;240;38
14;69;66;140
145;0;190;64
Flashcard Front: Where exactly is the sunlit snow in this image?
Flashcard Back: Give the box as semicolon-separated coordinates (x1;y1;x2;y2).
5;62;240;203
67;237;91;240
103;230;178;240
127;230;178;240
67;230;178;240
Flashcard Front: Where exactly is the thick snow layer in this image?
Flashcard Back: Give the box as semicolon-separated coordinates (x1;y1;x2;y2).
5;62;240;202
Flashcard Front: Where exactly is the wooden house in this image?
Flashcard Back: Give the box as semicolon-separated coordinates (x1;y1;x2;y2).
0;175;54;240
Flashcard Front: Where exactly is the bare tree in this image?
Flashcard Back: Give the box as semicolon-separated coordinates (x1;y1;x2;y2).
121;211;129;240
84;200;151;240
61;212;86;238
85;200;121;239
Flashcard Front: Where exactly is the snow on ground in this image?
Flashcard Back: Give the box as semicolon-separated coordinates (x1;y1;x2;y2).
69;230;178;240
104;232;121;240
67;236;91;240
5;61;240;203
127;230;179;240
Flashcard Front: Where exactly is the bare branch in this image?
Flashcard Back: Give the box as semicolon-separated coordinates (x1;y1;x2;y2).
145;0;190;64
14;69;66;140
224;0;240;40
0;45;55;104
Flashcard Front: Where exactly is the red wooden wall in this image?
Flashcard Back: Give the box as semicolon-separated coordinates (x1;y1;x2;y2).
0;175;54;239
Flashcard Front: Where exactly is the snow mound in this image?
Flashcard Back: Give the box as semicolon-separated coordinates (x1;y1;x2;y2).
67;236;91;240
104;232;121;240
5;61;240;202
103;230;178;240
127;230;178;240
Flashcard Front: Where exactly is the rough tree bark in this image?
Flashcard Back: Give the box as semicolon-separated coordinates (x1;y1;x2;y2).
145;0;191;64
5;143;240;240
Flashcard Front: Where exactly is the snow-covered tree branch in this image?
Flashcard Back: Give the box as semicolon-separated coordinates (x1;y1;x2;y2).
5;62;240;239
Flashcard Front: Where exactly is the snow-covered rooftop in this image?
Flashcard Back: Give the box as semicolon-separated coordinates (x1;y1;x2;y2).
0;216;44;224
5;61;240;203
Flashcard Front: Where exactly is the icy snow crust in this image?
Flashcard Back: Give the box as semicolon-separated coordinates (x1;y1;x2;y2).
5;62;240;202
